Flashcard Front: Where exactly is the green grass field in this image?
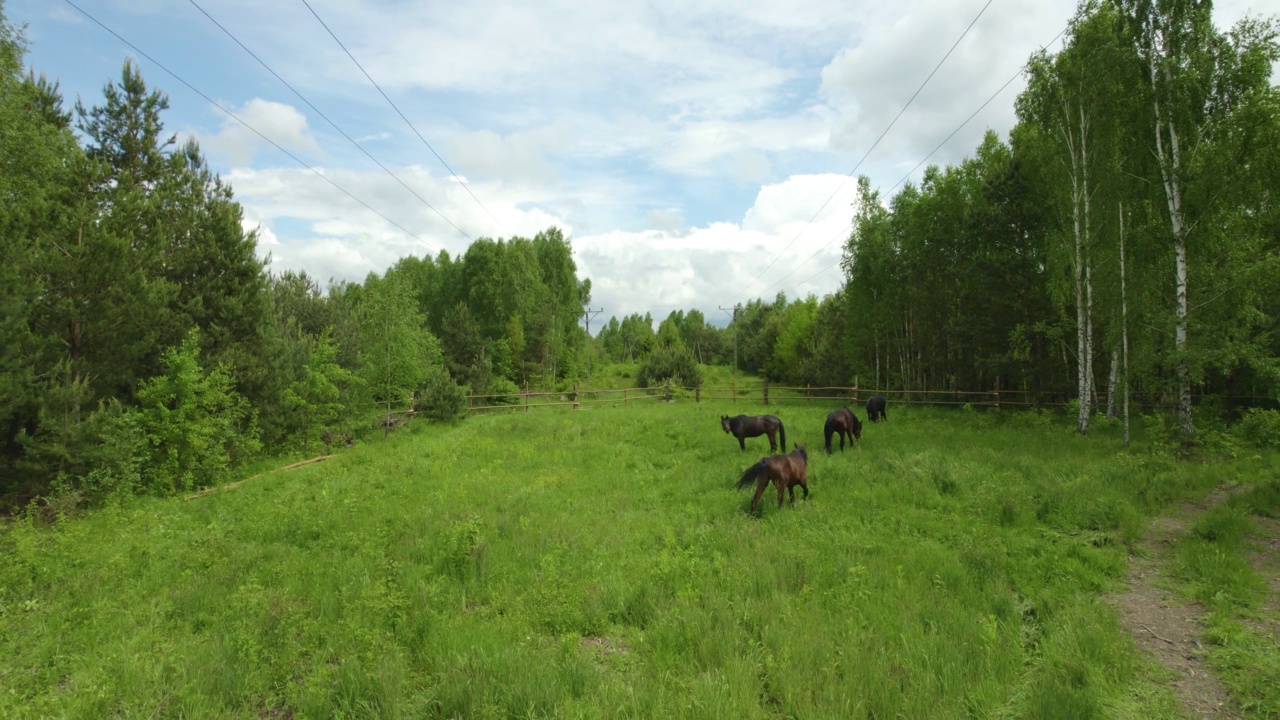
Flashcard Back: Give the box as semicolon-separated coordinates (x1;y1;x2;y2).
2;401;1276;718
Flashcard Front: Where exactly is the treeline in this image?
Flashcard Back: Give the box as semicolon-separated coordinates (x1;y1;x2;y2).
625;0;1278;441
0;7;591;508
842;0;1280;439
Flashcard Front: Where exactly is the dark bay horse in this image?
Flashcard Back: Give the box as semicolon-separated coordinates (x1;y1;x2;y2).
736;444;810;513
721;414;786;453
866;395;888;422
823;406;862;454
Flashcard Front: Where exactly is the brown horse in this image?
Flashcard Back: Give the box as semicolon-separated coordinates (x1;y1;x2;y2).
736;444;810;513
721;414;786;453
823;406;862;454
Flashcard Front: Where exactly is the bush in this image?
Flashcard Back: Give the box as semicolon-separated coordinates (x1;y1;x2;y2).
487;377;522;406
134;330;262;494
636;344;702;389
417;367;468;422
1233;407;1280;449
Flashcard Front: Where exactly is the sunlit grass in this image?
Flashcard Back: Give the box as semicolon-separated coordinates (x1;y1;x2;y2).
2;402;1274;718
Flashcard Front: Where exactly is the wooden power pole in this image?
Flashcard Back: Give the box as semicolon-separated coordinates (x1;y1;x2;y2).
719;305;738;398
583;307;603;381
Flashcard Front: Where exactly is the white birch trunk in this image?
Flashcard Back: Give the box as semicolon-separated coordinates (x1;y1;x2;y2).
1107;351;1119;418
1150;54;1193;439
1065;99;1092;435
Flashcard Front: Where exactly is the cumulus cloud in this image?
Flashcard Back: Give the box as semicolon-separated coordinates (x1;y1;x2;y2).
820;0;1077;171
37;0;1272;333
567;173;860;324
444;124;573;185
199;98;323;167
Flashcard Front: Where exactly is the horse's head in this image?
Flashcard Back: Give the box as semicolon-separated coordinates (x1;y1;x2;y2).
851;416;862;440
720;415;731;433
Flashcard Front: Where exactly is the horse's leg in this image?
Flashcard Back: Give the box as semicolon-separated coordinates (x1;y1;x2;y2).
788;482;797;504
750;479;767;513
776;478;786;509
801;480;809;500
739;435;746;451
768;430;777;453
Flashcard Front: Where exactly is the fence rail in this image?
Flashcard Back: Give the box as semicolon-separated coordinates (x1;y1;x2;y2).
454;378;1271;415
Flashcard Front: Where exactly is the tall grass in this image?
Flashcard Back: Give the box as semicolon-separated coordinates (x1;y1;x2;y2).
1170;479;1280;717
2;402;1273;718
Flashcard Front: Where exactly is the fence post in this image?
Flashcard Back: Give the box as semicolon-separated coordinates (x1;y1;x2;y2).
664;380;671;402
994;378;1000;409
854;375;859;404
524;380;530;413
695;385;701;403
573;382;579;410
763;380;769;406
732;378;737;404
806;384;811;406
467;390;472;411
624;388;628;407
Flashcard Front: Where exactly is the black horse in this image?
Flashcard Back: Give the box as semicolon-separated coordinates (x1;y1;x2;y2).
866;395;887;422
721;414;786;453
823;406;862;454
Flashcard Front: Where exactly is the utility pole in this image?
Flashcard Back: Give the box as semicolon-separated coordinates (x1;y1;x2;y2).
583;307;603;381
719;305;738;397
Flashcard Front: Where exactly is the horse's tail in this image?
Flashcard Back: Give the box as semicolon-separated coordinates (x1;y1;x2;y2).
823;417;835;454
778;420;786;453
736;458;768;490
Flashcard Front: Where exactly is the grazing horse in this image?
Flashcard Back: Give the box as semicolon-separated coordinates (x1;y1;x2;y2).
823;406;862;454
736;444;810;513
866;395;888;423
721;414;786;453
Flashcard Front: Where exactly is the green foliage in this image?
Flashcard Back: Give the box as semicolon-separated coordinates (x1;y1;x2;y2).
636;343;702;389
487;376;522;406
357;272;444;407
1233;407;1280;449
133;329;261;493
285;328;357;451
416;367;468;422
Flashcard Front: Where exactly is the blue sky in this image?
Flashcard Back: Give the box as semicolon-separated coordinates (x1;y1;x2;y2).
8;0;1270;327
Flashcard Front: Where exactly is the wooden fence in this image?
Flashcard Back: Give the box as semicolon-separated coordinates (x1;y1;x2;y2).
462;380;1054;414
461;379;1274;415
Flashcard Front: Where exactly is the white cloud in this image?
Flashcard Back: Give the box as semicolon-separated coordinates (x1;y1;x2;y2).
444;124;573;185
32;0;1275;332
573;173;860;323
820;0;1077;170
199;98;323;167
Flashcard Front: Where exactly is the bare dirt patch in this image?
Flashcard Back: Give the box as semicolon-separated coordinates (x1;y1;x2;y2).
1108;487;1245;719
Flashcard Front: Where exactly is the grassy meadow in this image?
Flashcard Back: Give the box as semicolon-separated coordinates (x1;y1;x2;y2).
2;400;1276;718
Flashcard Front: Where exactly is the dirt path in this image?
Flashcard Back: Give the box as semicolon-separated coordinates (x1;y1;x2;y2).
1109;487;1245;719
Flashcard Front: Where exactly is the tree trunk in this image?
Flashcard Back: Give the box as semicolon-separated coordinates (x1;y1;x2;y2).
1120;203;1131;449
1106;351;1119;419
1065;100;1093;435
1150;57;1193;440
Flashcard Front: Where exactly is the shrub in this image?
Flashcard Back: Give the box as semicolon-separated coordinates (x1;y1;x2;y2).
134;329;262;494
636;344;702;390
417;367;468;422
1233;407;1280;449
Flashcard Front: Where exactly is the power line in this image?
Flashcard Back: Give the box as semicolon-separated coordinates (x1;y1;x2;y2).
186;0;473;243
735;0;995;304
771;24;1073;303
297;0;509;238
63;0;437;254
